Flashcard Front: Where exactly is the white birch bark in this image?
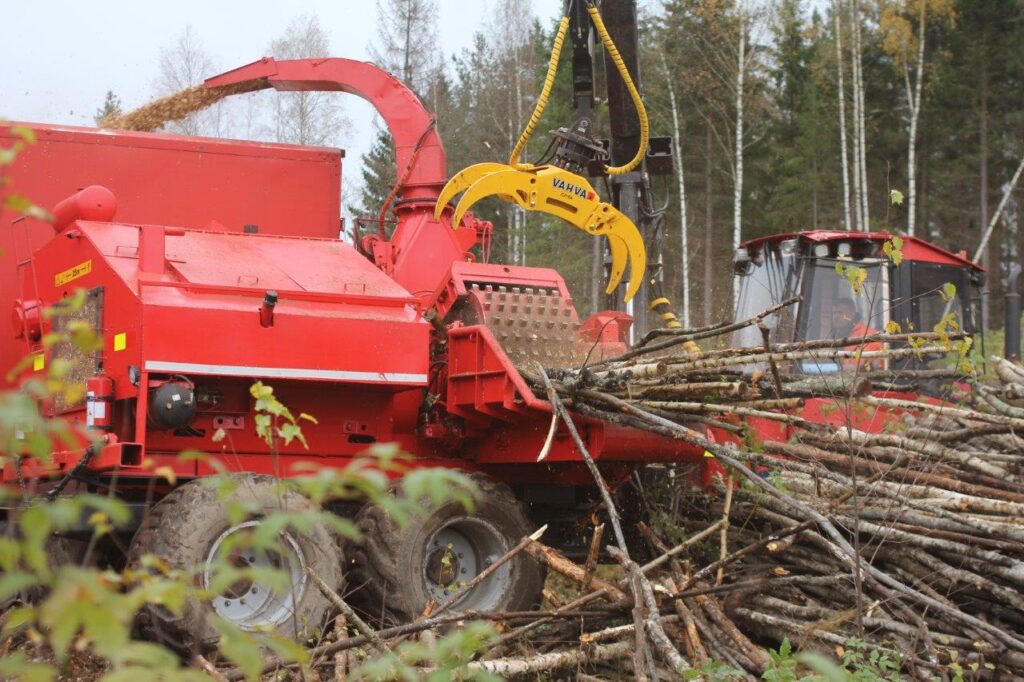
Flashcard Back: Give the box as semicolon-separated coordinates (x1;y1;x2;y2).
834;2;853;232
853;0;870;229
661;54;691;328
972;152;1024;264
732;11;747;313
906;0;926;236
846;0;864;230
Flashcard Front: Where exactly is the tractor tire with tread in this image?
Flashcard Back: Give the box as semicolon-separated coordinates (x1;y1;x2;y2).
0;535;88;610
349;473;544;625
127;474;343;654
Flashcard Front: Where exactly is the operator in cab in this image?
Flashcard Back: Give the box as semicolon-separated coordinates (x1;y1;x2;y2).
832;297;881;370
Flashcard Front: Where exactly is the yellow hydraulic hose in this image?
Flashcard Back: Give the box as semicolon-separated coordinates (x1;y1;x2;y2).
586;3;649;176
509;15;570;169
649;296;682;329
509;3;649;175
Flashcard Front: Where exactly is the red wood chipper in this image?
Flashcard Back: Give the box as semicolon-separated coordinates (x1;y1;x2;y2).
1;56;710;648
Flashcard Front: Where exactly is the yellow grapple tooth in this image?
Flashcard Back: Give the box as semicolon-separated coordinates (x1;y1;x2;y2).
610;217;646;303
451;168;534;228
591;207;646;302
605;234;628;294
435;162;515;222
623;244;645;302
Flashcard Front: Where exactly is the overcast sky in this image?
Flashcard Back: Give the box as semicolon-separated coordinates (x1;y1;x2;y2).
2;0;558;172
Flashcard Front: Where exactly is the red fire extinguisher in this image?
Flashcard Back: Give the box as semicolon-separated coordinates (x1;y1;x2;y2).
86;375;114;431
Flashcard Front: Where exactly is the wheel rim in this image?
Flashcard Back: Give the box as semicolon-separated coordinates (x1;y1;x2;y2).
423;517;511;611
204;520;307;629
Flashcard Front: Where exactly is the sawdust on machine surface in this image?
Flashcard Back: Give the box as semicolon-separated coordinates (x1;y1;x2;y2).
99;82;262;133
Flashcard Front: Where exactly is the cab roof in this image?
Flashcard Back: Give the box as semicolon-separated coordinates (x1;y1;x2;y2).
740;231;984;272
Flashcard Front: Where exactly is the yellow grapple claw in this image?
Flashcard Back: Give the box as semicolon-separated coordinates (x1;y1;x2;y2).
436;162;647;302
451;168;535;228
605;233;628;293
435;162;514;222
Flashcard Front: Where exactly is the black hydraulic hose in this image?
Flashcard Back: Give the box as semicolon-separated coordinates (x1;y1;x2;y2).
45;444;96;502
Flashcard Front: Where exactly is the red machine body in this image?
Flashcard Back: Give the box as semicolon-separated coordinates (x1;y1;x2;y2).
0;122;344;387
742;230;981;269
3;57;709;492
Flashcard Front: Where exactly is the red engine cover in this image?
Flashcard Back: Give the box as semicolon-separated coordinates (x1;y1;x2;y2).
1;122;343;384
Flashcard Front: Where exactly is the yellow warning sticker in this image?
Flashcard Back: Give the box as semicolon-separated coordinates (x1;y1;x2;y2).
32;353;44;371
114;332;127;351
54;259;92;287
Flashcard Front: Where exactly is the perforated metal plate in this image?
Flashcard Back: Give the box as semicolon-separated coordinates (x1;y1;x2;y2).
51;287;104;414
455;284;586;370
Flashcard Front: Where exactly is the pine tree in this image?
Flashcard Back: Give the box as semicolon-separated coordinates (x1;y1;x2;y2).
346;125;396;234
761;0;837;233
94;90;123;125
352;0;438;225
925;0;1024;328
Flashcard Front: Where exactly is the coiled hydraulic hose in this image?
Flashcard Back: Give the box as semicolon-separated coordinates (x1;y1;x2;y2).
508;2;649;175
586;3;649;176
649;278;700;353
509;15;570;169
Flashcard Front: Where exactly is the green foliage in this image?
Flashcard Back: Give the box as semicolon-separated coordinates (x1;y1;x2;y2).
350;621;499;681
834;262;868;295
762;638;805;681
881;236;904;267
838;637;902;680
939;281;957;302
1;124;53;222
751;637;906;681
941;645;996;681
401;465;476;513
2;419;485;681
685;659;747;680
250;380;317;448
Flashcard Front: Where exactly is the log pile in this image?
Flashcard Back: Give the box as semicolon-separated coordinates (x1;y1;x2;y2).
231;320;1019;680
505;309;1024;679
31;306;1024;680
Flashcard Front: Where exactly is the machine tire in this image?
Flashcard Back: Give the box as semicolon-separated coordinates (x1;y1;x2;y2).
350;473;544;625
127;474;343;654
0;535;87;609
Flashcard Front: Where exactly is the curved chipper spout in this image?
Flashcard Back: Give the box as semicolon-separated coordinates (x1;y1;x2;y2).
434;163;647;302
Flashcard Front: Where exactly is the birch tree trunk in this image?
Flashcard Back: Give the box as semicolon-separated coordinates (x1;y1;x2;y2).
514;39;525;265
906;0;926;236
846;0;864;231
834;1;853;232
662;54;691;328
504;27;519;265
704;126;714;326
980;72;991;330
853;0;870;229
732;11;747;314
972;151;1024;265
